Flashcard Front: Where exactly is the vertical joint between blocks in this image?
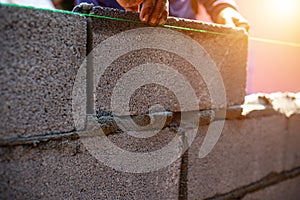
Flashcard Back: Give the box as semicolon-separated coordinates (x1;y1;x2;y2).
86;17;94;115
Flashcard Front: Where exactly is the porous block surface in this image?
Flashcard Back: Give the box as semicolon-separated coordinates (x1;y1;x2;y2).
0;138;181;199
90;7;248;115
0;5;87;139
187;115;288;199
285;113;300;170
243;175;300;200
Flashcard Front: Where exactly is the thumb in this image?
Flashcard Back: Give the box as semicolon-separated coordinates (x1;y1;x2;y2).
234;17;250;32
224;18;236;27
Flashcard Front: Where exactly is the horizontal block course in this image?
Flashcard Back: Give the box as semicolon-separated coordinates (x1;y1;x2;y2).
90;7;248;115
0;136;181;199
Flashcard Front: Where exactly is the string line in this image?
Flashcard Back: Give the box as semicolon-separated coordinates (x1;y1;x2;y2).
1;2;300;48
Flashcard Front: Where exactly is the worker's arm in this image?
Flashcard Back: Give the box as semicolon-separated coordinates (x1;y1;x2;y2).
117;0;169;25
200;0;249;31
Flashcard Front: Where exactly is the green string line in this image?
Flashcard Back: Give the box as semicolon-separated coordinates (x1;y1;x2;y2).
0;3;232;37
1;2;300;48
83;12;233;37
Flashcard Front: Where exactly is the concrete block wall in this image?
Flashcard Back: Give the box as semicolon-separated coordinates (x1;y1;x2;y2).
0;4;299;200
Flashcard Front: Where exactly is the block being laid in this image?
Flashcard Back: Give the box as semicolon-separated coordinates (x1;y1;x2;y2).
90;7;248;116
0;5;87;139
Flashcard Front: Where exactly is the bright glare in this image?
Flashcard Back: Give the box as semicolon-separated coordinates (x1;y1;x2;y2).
274;0;298;16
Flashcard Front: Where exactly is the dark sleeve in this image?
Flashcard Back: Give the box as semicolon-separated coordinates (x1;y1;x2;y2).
199;0;238;22
75;0;123;10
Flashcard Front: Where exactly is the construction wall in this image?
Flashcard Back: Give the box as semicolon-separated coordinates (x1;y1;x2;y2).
0;4;299;199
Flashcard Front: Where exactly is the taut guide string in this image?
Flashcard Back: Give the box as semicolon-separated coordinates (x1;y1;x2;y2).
1;2;300;48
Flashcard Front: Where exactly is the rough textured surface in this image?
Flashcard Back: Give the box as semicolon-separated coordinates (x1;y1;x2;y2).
243;175;300;200
187;115;288;200
91;7;248;115
284;113;300;170
1;4;299;200
0;138;181;199
0;5;87;139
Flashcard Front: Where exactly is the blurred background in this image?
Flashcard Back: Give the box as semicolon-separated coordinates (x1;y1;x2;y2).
1;0;299;94
236;0;300;94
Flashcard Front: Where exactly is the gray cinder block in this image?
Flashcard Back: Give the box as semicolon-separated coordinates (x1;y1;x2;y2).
90;7;248;116
243;175;300;200
284;113;300;170
0;5;87;139
0;138;181;199
187;115;288;199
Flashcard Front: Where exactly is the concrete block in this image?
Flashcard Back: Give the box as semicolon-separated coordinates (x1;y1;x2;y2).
0;5;87;139
284;113;300;170
243;175;300;200
187;115;287;199
90;7;248;115
0;135;181;199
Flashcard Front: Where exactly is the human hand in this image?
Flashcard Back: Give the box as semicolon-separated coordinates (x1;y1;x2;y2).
216;7;249;32
140;0;169;25
116;0;169;25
